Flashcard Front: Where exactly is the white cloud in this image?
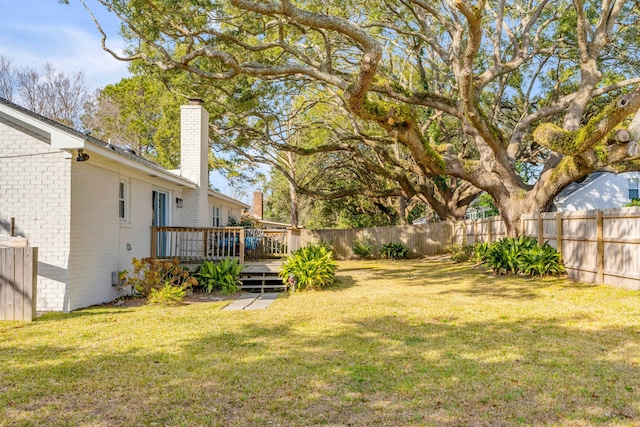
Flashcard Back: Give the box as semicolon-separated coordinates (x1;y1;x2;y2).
0;2;130;90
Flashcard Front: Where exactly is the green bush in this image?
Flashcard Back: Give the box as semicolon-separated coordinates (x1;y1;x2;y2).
482;236;564;276
521;243;566;276
148;283;186;305
279;243;337;291
193;259;243;295
626;199;640;207
380;242;410;260
474;242;490;263
352;237;373;259
124;257;197;298
449;244;475;263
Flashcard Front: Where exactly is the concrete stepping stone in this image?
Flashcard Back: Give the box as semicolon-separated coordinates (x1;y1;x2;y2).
222;293;258;311
222;292;279;311
244;293;278;310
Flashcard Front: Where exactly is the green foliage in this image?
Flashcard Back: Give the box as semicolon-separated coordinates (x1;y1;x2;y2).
148;283;187;306
449;244;475;263
352;237;373;259
626;199;640;207
474;242;490;263
482;237;564;276
193;259;244;295
279;243;337;291
124;258;197;298
379;242;410;260
521;243;566;277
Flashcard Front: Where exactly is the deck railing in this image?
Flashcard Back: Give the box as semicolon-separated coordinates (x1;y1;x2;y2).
150;227;294;263
151;227;245;263
263;230;289;257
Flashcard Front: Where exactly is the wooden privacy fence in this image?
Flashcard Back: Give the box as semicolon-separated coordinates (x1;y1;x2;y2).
300;223;452;259
0;247;38;321
453;207;640;291
521;208;640;291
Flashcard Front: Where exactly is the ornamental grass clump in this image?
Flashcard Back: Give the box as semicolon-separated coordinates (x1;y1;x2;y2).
279;243;337;291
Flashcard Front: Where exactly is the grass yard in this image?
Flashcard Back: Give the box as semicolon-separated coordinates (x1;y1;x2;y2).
1;259;640;426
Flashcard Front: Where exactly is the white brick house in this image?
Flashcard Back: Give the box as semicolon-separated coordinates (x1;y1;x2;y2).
0;97;248;312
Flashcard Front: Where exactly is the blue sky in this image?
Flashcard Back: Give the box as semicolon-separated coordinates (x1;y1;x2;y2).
0;1;258;200
0;0;130;90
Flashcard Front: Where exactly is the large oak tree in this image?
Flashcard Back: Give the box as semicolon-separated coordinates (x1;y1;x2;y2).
74;0;640;234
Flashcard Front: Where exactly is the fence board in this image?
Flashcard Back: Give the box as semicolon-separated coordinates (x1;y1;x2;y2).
300;223;452;259
0;247;37;321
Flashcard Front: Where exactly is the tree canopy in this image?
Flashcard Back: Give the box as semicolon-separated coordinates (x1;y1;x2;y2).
77;0;640;233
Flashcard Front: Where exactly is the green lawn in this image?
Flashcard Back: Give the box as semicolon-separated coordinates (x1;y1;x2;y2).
1;259;639;426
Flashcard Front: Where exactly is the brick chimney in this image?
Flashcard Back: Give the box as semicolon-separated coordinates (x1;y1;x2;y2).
253;191;263;219
180;98;210;227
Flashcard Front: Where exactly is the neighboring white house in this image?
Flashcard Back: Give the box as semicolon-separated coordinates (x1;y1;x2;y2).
551;172;640;211
0;97;248;312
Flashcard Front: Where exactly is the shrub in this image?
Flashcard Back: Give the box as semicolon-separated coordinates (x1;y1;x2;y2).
279;243;337;291
124;258;197;298
482;236;564;276
352;237;373;259
626;199;640;207
193;259;243;295
380;242;410;260
474;242;490;263
521;243;566;276
148;283;186;306
449;244;475;263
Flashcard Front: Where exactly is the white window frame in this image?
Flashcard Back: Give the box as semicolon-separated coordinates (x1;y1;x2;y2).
213;206;221;227
119;179;130;223
629;178;639;200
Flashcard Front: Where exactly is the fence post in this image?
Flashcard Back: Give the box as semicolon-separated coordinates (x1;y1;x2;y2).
488;218;493;244
239;228;245;264
597;210;604;283
556;212;563;255
537;214;544;245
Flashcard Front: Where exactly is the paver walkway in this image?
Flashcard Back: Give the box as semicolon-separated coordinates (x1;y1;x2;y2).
222;292;279;311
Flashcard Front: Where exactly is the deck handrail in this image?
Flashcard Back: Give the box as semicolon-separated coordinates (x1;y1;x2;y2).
151;226;245;263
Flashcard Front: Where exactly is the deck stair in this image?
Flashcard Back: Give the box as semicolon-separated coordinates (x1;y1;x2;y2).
239;262;286;292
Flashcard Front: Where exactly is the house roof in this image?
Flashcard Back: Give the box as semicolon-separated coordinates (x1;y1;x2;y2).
554;172;606;204
0;97;249;209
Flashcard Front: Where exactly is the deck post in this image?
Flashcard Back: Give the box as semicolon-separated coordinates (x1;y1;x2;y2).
151;227;157;259
239;227;245;264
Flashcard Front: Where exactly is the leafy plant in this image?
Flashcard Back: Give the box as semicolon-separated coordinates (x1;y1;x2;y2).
124;257;197;298
148;283;186;305
521;243;566;276
352;237;373;259
473;242;490;263
449;244;475;263
626;198;640;207
482;236;564;276
379;242;410;260
279;243;337;291
193;259;243;295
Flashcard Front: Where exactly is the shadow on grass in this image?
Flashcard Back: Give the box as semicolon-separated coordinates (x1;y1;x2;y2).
36;307;137;322
2;309;639;426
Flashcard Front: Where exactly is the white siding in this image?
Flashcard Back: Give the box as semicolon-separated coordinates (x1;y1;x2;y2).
557;172;640;211
69;156;186;311
0;118;71;312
